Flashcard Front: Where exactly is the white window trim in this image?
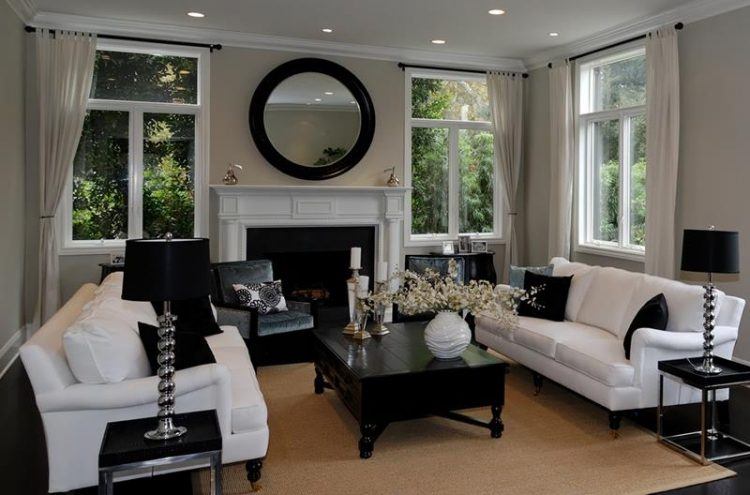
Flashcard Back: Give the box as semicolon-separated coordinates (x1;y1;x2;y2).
58;40;210;255
574;44;646;261
403;68;504;247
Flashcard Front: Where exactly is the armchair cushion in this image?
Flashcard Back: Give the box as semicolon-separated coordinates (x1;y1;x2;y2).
258;311;314;336
212;260;274;306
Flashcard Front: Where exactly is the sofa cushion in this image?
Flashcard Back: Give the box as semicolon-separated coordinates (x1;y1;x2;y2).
621;274;721;334
258;311;314;336
229;366;268;433
576;267;643;336
512;317;611;358
207;325;246;348
63;317;151;384
555;338;635;387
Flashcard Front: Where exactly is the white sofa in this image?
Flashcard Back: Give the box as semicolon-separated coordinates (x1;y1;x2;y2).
476;257;745;430
20;277;269;493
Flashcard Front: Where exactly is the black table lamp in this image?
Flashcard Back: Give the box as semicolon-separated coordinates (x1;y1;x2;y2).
681;227;740;375
122;234;211;440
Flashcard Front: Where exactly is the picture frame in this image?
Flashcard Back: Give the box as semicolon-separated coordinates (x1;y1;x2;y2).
458;235;472;253
441;241;455;255
470;240;488;253
110;253;125;265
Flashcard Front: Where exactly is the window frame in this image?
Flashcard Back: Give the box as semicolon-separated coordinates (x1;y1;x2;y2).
403;68;503;247
574;44;646;262
58;40;210;255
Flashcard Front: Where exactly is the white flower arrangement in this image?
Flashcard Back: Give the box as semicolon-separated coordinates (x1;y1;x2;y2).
363;259;538;328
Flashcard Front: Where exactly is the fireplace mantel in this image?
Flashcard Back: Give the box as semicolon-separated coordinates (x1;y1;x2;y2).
210;184;409;278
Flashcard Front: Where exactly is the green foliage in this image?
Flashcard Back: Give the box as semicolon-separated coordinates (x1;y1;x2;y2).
410;78;494;235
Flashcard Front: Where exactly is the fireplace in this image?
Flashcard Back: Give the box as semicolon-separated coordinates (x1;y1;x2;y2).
246;226;376;311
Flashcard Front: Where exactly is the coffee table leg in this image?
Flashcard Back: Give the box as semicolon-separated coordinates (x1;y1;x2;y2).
490;405;504;439
314;366;325;394
359;423;384;459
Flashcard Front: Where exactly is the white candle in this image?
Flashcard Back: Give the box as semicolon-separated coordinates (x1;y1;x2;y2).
357;275;369;297
350;247;362;269
376;261;388;282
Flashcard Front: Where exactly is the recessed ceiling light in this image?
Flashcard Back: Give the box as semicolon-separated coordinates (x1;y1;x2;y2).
324;91;334;95
314;98;322;102
187;12;205;18
549;32;559;37
488;9;506;15
321;28;333;33
431;39;446;45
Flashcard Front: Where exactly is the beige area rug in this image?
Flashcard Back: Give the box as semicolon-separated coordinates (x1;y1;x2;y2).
195;362;734;495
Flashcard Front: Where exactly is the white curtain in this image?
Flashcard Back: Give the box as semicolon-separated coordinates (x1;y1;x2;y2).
487;72;525;282
35;29;96;324
547;62;574;260
645;26;680;278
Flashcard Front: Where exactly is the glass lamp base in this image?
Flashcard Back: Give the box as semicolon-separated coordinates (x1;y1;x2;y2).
144;418;187;440
694;362;723;375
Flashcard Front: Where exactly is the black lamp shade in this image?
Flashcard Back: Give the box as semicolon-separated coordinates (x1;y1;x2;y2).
122;238;211;301
681;229;740;274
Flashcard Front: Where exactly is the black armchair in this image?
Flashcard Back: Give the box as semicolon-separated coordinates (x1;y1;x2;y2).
210;259;317;367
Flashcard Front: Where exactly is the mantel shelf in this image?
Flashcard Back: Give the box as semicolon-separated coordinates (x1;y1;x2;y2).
210;184;410;194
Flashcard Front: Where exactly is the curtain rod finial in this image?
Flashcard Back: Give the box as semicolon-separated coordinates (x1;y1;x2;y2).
547;62;552;69
675;22;684;30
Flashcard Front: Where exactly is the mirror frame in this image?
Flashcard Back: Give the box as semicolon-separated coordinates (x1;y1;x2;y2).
249;58;376;180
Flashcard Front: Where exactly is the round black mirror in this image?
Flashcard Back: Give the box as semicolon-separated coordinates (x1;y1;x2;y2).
249;58;376;180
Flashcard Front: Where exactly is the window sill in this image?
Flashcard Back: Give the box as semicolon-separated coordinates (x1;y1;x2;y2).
59;242;126;256
575;243;645;263
405;236;506;248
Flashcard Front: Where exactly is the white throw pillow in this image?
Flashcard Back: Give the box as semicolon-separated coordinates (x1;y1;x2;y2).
63;317;151;384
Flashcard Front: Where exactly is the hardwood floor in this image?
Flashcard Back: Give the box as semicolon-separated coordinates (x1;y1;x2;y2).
3;357;750;494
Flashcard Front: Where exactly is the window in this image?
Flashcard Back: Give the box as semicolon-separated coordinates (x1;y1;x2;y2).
577;47;646;259
60;42;208;253
405;70;501;243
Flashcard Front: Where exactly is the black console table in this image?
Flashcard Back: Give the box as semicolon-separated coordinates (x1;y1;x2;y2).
426;252;497;284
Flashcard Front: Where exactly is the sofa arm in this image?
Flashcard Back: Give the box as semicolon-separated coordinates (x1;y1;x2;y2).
35;363;232;413
631;326;738;407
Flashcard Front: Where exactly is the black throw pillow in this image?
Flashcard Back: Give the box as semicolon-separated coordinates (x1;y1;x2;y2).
151;296;222;337
138;322;216;375
623;294;669;359
518;271;573;322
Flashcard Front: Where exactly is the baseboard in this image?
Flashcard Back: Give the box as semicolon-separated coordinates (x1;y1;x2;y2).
0;328;24;381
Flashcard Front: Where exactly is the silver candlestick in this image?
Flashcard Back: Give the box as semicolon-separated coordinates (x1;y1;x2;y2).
344;267;361;334
145;300;186;440
369;281;390;336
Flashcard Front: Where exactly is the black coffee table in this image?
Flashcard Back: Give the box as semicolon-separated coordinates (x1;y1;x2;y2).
312;321;507;458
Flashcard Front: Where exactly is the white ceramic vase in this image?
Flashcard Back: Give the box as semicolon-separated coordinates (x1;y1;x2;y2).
424;311;472;360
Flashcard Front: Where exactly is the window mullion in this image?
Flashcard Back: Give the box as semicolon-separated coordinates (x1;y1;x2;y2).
448;127;460;238
130;110;144;239
619;114;629;249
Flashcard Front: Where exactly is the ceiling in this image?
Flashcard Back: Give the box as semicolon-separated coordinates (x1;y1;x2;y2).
31;0;706;65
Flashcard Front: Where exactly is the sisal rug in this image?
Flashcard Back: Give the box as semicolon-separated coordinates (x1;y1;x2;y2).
194;362;734;495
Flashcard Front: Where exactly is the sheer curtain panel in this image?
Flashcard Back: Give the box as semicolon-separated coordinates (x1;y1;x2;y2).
548;62;574;260
35;29;96;324
487;72;525;281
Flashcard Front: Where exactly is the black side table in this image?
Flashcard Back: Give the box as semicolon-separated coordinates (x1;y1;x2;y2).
658;357;750;465
99;410;222;495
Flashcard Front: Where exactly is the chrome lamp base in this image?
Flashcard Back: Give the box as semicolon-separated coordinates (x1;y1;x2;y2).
145;302;188;441
693;281;723;375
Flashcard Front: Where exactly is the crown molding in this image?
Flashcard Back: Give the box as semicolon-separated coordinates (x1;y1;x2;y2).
5;0;37;23
30;11;526;72
524;0;750;69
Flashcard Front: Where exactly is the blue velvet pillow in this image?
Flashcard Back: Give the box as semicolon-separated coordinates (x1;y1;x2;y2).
509;264;554;288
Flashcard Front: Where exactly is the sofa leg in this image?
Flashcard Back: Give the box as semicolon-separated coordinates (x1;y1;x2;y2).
532;372;544;395
246;458;263;488
609;412;622;438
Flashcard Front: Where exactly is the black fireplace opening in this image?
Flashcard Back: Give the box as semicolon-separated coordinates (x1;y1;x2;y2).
245;226;376;311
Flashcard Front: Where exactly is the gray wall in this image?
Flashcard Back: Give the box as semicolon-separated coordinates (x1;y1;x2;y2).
522;7;750;360
0;1;26;350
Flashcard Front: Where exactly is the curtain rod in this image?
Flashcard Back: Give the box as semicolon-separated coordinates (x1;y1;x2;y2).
24;26;223;52
547;22;683;68
398;62;528;78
